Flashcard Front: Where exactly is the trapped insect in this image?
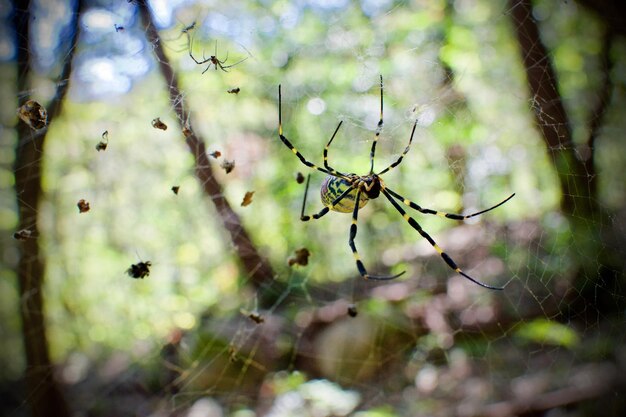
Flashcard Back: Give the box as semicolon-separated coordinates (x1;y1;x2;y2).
127;261;151;279
277;76;514;289
17;100;47;130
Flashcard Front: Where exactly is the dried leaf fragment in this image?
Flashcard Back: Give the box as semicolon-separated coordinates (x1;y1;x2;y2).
17;100;47;130
127;261;151;279
288;248;311;267
77;199;90;213
220;159;235;174
13;229;32;240
240;309;264;324
151;117;168;130
96;130;109;151
241;191;255;207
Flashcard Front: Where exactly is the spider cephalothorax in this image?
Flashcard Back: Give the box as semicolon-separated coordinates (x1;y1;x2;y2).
278;76;514;288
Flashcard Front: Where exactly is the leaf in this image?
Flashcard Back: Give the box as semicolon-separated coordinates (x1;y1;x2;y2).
515;319;580;348
77;199;90;213
151;117;168;130
288;248;311;267
241;191;255;206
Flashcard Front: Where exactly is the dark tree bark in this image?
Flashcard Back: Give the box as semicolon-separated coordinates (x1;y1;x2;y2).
12;1;83;416
509;0;596;218
509;0;623;315
136;1;276;292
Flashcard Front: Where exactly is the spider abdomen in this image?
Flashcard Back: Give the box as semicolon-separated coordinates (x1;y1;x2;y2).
321;176;368;213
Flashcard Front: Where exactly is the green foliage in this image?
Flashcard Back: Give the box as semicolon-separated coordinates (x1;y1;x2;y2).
3;0;625;415
514;318;580;348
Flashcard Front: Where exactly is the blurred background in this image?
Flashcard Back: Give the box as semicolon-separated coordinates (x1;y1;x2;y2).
1;0;625;416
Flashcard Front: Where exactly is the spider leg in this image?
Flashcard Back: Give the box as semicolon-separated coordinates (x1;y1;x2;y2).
369;75;384;175
381;189;503;290
385;187;515;220
220;56;248;71
300;174;355;221
278;85;339;177
350;189;406;281
186;32;211;65
377;119;418;176
322;121;348;177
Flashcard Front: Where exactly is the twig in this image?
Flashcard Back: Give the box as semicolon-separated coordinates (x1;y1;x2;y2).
583;28;614;197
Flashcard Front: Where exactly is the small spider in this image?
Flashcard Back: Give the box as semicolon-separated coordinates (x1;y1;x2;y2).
227;87;241;94
278;76;515;289
347;304;358;317
186;33;247;73
127;261;151;279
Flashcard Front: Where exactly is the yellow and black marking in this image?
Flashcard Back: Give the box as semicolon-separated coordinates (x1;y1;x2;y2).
376;119;418;176
382;188;503;290
385;187;516;221
300;174;356;221
277;78;513;289
368;75;385;175
278;85;337;177
349;189;406;281
322;121;348;177
320;176;368;213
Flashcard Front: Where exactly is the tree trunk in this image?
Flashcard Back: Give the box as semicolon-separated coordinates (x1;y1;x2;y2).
12;0;82;415
509;0;623;316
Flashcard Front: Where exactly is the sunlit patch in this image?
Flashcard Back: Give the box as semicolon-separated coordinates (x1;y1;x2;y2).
77;57;134;96
415;364;438;394
173;311;196;330
307;97;326;115
82;9;116;30
413;105;436;127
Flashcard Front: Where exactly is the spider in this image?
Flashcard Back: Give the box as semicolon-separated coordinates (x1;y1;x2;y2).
186;32;247;73
277;76;515;289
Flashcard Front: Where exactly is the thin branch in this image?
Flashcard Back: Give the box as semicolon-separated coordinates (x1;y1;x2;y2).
478;362;619;417
136;1;275;290
583;28;614;197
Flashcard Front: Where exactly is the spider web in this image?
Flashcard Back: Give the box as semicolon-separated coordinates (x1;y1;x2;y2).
2;0;626;416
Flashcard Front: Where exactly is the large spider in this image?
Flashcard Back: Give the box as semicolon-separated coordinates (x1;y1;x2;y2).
277;76;515;289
